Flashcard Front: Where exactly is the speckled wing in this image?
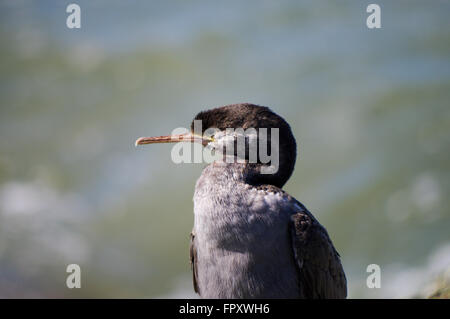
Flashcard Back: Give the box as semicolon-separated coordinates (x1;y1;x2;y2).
289;200;347;299
189;231;199;294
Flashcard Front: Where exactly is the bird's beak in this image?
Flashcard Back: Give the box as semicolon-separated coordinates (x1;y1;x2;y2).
135;133;212;147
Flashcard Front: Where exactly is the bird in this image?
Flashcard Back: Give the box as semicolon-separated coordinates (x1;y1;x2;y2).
135;103;347;298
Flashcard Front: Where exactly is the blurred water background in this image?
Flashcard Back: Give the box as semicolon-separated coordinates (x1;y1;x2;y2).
0;0;449;298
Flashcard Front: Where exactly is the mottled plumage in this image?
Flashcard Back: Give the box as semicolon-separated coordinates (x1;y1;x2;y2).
190;161;346;298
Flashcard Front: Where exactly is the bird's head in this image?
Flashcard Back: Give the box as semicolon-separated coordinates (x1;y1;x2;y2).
135;103;297;188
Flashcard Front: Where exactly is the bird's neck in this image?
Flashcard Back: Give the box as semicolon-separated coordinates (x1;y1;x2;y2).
195;160;285;192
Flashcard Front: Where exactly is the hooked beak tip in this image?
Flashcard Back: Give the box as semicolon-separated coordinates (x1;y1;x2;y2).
135;137;143;147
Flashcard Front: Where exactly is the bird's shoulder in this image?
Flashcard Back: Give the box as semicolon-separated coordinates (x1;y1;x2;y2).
250;184;307;213
251;183;347;299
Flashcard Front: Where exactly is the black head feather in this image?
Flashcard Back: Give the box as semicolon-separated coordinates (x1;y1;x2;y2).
190;103;297;188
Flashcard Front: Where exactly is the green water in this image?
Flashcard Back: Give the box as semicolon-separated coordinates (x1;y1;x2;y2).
0;1;449;298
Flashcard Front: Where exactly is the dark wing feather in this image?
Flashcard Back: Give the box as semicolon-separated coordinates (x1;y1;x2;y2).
189;231;199;294
289;205;347;299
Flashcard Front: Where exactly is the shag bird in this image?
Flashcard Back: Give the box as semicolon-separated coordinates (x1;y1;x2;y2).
136;103;346;298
